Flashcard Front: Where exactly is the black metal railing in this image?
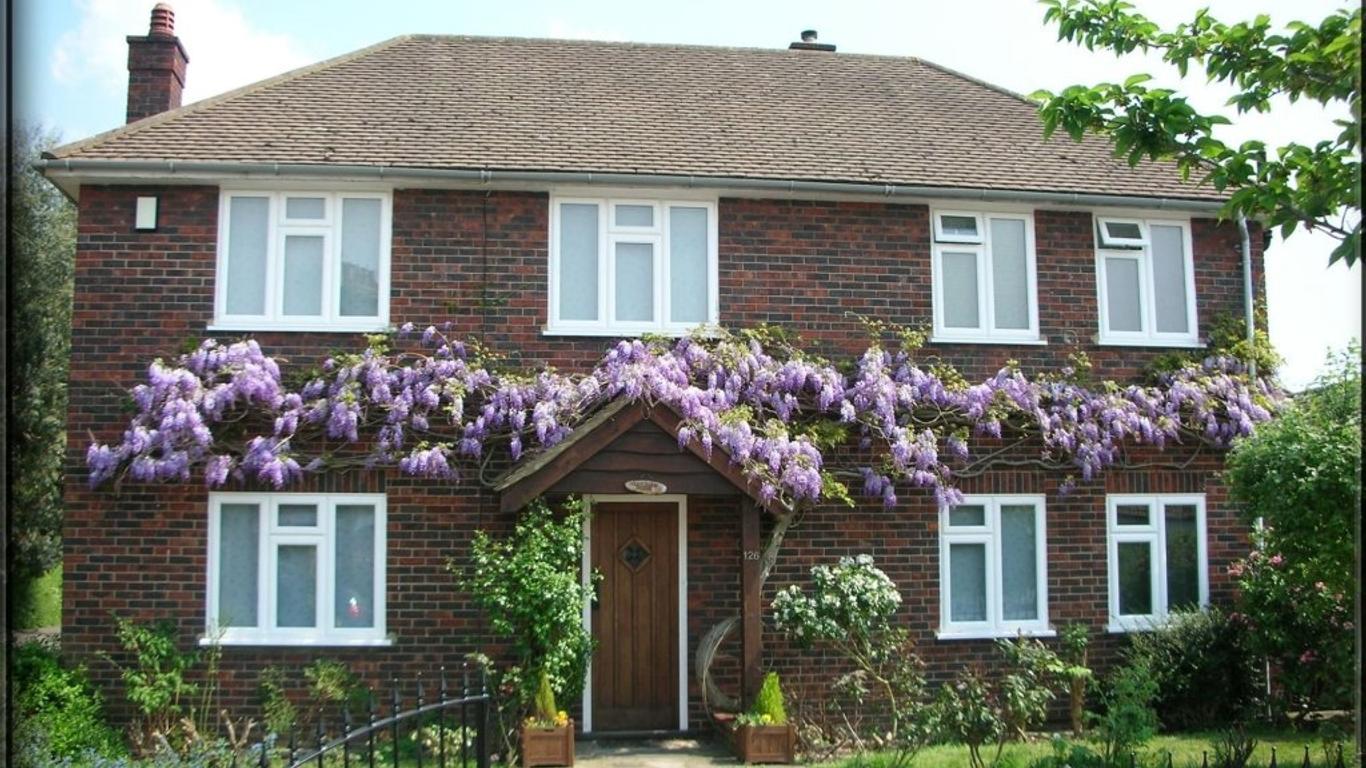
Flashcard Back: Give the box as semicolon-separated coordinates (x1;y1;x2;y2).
1148;743;1349;768
237;665;492;768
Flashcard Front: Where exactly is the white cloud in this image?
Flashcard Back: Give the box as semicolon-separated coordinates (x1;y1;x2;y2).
52;0;314;107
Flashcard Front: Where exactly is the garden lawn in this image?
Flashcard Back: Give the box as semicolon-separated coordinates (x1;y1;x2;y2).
13;565;62;629
815;730;1348;768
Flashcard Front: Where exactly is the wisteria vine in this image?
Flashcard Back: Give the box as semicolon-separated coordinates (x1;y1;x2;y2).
87;323;1282;512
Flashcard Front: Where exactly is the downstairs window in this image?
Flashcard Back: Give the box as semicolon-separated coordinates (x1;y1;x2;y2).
207;493;387;645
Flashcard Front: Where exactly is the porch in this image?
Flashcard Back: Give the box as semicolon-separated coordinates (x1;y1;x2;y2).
495;399;771;735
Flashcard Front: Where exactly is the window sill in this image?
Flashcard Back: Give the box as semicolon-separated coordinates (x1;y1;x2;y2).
200;634;394;648
935;627;1057;641
1095;337;1204;349
930;336;1047;346
207;322;390;335
542;326;718;339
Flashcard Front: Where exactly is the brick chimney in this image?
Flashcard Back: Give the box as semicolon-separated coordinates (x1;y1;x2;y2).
125;3;189;123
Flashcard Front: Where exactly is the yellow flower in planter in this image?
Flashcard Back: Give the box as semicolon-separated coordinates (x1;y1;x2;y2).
554;710;569;727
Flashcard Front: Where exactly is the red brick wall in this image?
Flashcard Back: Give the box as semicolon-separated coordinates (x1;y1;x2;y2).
63;185;1261;728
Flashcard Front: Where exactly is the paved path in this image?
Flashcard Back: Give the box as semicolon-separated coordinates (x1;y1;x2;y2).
576;738;739;767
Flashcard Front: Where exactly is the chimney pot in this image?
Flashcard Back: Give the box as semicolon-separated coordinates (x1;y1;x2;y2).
149;3;175;36
789;29;836;52
126;3;189;123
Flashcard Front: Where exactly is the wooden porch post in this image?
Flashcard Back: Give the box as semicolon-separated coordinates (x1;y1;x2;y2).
740;499;762;704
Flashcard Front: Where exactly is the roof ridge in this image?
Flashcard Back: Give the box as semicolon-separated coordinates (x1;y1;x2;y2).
406;32;937;62
47;34;416;160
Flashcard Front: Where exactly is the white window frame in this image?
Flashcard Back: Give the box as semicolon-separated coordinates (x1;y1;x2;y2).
547;194;719;336
937;494;1051;639
1106;494;1208;633
1094;216;1200;347
930;208;1041;344
205;492;388;646
212;191;392;333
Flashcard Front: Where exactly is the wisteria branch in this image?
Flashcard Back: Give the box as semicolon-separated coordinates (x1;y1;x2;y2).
86;323;1282;512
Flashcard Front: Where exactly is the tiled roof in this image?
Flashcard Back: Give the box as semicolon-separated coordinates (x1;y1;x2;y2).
50;35;1224;201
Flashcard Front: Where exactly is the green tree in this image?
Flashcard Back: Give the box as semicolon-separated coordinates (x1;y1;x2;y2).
1226;345;1360;711
1032;1;1361;265
8;124;76;582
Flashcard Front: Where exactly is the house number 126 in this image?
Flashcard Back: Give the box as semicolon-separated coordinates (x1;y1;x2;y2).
743;550;761;561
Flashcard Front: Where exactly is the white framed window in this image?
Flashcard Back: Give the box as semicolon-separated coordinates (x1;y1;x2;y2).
931;209;1040;343
548;196;718;336
206;493;387;645
1106;494;1208;632
1095;217;1198;346
938;495;1050;638
213;191;391;332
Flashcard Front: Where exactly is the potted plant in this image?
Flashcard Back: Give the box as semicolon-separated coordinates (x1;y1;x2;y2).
733;672;797;764
521;670;574;767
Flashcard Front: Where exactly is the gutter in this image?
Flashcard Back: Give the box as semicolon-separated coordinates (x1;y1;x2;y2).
36;158;1230;212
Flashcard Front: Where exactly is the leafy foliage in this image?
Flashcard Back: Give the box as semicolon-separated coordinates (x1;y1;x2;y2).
749;672;790;726
1058;623;1094;736
995;637;1067;740
931;668;1006;768
105;619;201;743
1088;660;1159;767
9;124;76;581
458;498;594;720
11;642;126;764
773;555;930;766
1225;345;1359;711
257;667;297;736
1123;607;1261;729
1034;1;1362;266
529;669;567;727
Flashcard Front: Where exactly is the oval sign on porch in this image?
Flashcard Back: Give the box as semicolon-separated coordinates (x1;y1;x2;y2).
624;478;668;495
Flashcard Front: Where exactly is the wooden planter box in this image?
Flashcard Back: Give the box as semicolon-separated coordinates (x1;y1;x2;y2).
521;721;574;767
734;723;797;764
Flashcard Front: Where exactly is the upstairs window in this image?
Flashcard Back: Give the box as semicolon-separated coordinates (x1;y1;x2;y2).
1095;217;1198;346
208;493;387;645
1106;494;1207;632
215;192;391;332
938;495;1050;638
931;209;1039;343
549;197;717;335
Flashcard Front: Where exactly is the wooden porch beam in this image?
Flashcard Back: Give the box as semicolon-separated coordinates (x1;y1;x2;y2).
740;499;762;704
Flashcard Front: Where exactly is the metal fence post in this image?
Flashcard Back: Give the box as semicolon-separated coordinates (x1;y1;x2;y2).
476;666;491;768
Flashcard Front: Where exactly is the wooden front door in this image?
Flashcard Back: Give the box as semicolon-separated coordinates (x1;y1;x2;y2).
590;501;679;731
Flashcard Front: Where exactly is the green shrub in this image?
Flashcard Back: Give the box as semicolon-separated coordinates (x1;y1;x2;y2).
1089;660;1158;767
533;670;558;724
751;672;789;725
772;555;930;766
1226;344;1358;712
258;666;298;736
931;667;1005;768
106;618;200;742
1124;607;1259;729
458;498;594;760
996;636;1065;740
12;642;126;763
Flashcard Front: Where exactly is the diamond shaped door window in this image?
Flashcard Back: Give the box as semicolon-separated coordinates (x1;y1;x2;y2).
619;538;652;572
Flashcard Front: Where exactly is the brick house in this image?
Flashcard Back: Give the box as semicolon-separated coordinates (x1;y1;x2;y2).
43;7;1265;733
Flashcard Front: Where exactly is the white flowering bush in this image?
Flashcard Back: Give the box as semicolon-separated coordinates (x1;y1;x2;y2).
772;556;928;767
772;555;901;646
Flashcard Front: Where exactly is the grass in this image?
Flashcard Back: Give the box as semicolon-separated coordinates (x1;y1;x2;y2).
815;729;1350;767
12;565;62;630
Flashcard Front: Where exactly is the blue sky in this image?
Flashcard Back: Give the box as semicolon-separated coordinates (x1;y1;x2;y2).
12;0;1360;389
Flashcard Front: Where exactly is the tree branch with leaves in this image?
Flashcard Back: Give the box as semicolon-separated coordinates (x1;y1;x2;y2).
1032;0;1361;265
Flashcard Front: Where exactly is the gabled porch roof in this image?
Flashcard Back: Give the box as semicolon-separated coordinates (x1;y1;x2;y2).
493;398;762;513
